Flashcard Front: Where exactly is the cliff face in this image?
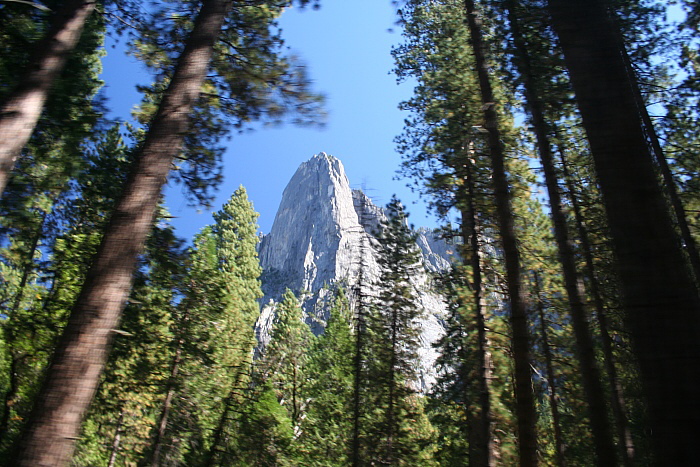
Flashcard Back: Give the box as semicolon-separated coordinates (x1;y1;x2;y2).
256;153;456;390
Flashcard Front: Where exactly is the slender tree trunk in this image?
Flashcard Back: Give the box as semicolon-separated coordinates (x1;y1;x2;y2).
503;3;616;463
547;1;700;463
13;1;232;464
457;152;494;466
205;361;249;466
463;2;538;465
556;137;635;466
532;272;567;467
150;339;184;467
352;210;371;467
107;409;124;467
0;0;96;195
385;306;399;465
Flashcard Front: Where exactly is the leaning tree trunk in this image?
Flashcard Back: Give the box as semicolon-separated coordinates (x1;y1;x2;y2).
0;0;96;196
548;1;700;464
610;12;700;287
13;1;232;465
503;3;617;464
463;2;538;465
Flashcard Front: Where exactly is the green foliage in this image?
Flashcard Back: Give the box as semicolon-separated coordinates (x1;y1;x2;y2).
296;288;355;465
228;382;296;466
362;197;438;466
259;288;314;426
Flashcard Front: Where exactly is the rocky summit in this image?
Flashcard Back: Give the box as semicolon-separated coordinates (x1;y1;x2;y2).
256;152;457;390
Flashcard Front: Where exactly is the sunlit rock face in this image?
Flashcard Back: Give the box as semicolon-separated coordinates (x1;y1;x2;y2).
256;152;457;390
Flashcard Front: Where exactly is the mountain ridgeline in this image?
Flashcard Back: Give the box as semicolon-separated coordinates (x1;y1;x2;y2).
256;153;456;389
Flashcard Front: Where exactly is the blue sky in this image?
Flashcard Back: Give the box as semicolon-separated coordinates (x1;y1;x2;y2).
100;0;438;240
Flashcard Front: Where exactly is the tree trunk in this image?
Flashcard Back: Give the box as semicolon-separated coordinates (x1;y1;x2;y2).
547;1;700;463
205;361;249;466
503;3;616;463
463;2;538;465
556;136;635;466
457;152;494;467
385;305;399;466
107;409;124;467
0;0;96;195
609;11;700;287
351;206;372;467
13;1;232;464
532;272;567;467
150;339;184;467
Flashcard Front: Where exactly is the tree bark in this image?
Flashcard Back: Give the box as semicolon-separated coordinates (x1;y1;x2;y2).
503;3;616;463
13;1;232;465
463;2;538;465
548;1;700;463
0;0;96;195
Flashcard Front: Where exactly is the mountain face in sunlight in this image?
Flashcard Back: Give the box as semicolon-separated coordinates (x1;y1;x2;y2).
255;152;456;390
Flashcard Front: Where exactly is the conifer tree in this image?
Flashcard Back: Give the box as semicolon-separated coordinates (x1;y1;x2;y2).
199;186;263;465
297;288;355;465
258;289;314;435
365;196;437;466
500;2;616;462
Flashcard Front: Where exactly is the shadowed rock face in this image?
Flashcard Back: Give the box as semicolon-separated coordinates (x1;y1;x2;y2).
256;152;457;390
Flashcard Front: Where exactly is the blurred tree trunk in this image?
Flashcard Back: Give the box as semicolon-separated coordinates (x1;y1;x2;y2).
0;0;95;195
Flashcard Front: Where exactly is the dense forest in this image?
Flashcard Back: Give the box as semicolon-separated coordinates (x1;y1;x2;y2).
1;0;700;465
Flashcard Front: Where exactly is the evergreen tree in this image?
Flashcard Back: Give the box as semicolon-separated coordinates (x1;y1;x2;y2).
259;289;314;430
197;186;263;465
297;288;355;465
365;196;437;466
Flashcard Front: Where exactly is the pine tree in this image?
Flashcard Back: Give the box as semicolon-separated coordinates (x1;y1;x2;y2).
297;288;355;465
365;196;437;466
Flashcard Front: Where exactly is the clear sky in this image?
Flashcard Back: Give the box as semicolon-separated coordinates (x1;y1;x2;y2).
99;0;438;241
